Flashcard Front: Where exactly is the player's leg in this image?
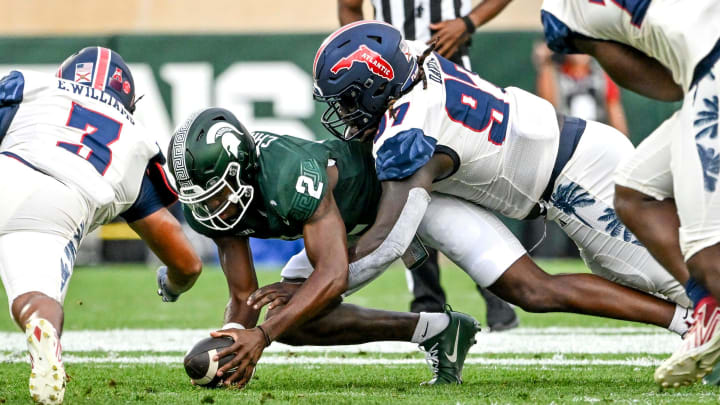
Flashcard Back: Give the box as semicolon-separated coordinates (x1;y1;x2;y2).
547;120;690;306
270;300;419;345
675;64;720;298
406;248;446;313
614;189;687;283
655;63;720;387
405;248;517;331
614;112;690;285
489;255;679;329
0;231;81;405
0;155;90;404
275;247;479;385
477;285;518;331
418;193;689;334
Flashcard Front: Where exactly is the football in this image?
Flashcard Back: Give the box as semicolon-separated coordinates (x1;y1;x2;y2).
183;336;237;387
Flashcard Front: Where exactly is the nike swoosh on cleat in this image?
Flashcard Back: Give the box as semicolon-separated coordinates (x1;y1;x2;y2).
445;324;461;363
420;322;429;339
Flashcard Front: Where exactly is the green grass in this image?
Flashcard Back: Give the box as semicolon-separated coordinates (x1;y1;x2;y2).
0;362;717;404
0;259;635;331
2;259;716;404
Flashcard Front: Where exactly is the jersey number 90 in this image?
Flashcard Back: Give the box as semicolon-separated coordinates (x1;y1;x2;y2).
439;58;509;145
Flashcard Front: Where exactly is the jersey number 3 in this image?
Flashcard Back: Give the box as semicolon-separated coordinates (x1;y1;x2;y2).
58;102;122;175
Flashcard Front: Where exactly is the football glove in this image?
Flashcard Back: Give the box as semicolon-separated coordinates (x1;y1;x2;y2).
156;266;181;302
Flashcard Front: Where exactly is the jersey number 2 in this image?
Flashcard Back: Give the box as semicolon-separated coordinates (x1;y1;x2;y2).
58;102;122;175
296;175;324;199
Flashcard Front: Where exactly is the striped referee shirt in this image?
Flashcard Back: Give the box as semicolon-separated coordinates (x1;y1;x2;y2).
371;0;472;42
371;0;473;67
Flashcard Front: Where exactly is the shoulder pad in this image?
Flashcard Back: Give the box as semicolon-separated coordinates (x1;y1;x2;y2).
375;128;436;181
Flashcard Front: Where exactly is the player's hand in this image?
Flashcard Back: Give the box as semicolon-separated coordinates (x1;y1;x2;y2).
211;327;267;388
247;282;302;311
428;18;471;58
156;266;180;302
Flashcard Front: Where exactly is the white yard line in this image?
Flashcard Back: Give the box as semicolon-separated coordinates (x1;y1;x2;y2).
0;353;662;367
0;327;681;354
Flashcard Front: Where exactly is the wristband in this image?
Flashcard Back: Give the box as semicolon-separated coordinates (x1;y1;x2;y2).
256;325;272;347
462;15;476;34
222;322;245;330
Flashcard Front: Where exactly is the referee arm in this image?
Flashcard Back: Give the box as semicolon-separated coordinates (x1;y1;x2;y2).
429;0;513;58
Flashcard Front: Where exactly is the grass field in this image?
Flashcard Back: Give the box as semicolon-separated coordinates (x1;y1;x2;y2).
0;259;717;404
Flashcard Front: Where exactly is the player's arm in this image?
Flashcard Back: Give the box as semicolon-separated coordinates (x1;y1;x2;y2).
429;0;512;58
253;183;348;339
214;236;261;328
123;169;202;302
128;208;202;298
571;37;683;102
346;153;453;289
338;0;364;25
214;166;349;387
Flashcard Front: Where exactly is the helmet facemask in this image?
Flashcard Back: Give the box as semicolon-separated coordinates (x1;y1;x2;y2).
179;162;254;231
312;22;418;141
314;83;382;141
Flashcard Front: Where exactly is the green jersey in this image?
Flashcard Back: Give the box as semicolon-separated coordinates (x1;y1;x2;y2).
185;132;381;240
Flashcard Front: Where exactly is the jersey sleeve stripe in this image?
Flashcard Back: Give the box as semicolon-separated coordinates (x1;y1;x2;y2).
152;161;178;198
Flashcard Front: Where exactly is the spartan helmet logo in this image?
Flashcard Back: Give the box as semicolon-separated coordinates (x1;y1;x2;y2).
206;122;242;159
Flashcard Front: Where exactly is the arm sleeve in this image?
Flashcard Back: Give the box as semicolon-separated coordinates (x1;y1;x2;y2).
374;128;437;181
121;157;178;222
121;174;171;222
344;188;431;296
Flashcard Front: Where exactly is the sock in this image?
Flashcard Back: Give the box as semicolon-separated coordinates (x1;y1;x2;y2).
667;304;693;336
411;312;450;343
685;277;711;307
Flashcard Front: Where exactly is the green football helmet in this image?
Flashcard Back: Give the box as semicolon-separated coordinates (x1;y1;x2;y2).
168;107;257;231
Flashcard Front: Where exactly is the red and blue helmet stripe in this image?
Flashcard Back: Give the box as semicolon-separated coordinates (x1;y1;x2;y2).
57;46;136;113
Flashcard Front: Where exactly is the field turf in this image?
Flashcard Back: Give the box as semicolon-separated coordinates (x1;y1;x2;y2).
0;259;717;404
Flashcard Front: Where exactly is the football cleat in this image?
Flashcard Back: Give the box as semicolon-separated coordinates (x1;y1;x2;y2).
702;361;720;385
26;318;66;404
419;306;480;385
655;296;720;388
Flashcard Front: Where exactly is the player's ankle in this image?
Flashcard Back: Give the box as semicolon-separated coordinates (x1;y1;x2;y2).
685;277;713;308
668;304;693;336
411;312;450;343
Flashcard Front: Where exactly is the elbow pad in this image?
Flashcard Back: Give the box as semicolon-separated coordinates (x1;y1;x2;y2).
345;188;430;296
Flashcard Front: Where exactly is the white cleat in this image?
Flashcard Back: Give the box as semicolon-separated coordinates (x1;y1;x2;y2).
655;297;720;388
26;318;66;404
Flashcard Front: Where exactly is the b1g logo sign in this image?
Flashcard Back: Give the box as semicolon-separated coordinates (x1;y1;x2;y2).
1;62;316;153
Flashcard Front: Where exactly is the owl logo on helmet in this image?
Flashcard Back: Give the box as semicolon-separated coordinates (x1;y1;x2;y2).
168;108;258;231
57;46;137;113
313;21;418;140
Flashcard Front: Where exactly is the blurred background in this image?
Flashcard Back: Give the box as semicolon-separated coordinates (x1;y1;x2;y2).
0;0;680;266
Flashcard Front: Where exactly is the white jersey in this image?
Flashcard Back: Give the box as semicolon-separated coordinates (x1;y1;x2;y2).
0;69;160;229
372;41;559;219
541;0;720;92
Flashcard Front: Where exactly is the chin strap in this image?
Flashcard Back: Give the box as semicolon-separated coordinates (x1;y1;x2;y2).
344;188;431;296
